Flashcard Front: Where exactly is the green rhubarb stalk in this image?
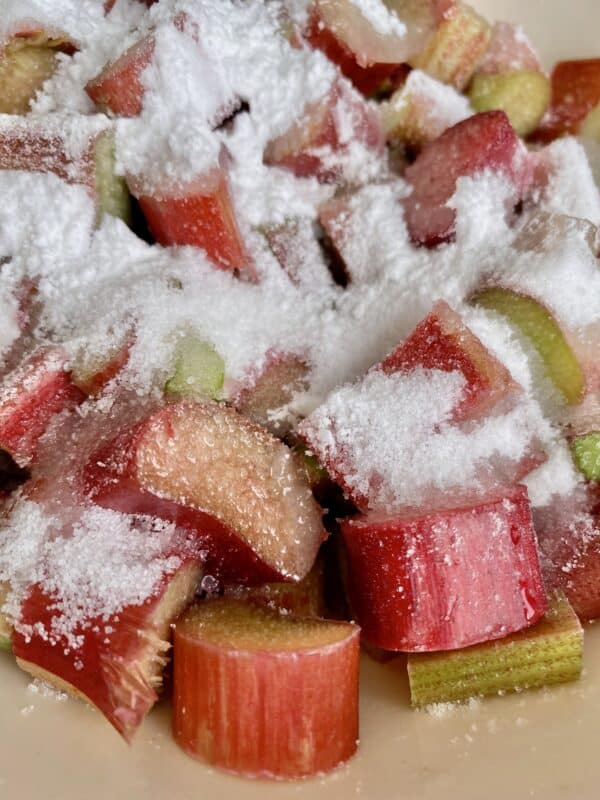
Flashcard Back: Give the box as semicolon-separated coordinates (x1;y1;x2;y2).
469;71;550;138
93;131;132;224
570;431;600;480
165;334;225;401
407;594;583;707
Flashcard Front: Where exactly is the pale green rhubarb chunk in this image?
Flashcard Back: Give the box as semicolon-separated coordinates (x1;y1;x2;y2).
571;432;600;480
93;131;131;224
165;335;225;401
471;287;585;405
0;583;12;652
469;71;551;137
407;594;583;707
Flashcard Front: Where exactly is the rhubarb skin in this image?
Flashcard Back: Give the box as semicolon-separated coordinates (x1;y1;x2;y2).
172;599;360;779
534;59;600;143
134;167;253;277
0;346;85;467
13;559;202;741
340;485;547;652
86;36;155;117
263;78;383;183
84;400;325;585
407;593;583;706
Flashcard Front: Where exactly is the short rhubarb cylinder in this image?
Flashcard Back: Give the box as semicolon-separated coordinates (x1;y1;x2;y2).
172;599;360;779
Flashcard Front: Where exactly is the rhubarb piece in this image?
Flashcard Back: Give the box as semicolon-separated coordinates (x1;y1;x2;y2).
477;21;543;76
14;557;202;741
298;302;543;512
85;401;325;584
340;485;547;651
0;116;131;224
86;36;155;117
407;593;583;706
469;71;550;138
71;338;132;396
263;78;383;183
403;111;532;246
165;335;225;401
225;559;325;618
172;598;360;778
232;351;309;435
380;69;472;148
0;583;12;652
262;218;334;289
570;432;600;481
0;346;85;467
535;59;600;142
580;103;600;141
410;3;491;91
133;166;252;275
471;288;585;405
0;30;74;115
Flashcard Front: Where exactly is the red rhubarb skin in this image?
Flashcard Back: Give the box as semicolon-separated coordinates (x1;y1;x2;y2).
172;623;360;779
534;59;600;143
403;110;534;246
0;348;85;467
84;418;292;586
341;485;547;652
86;36;155;117
13;558;201;741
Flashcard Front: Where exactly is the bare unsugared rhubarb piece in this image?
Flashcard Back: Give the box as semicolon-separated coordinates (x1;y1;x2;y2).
0;30;74;115
407;593;583;706
14;557;202;741
403;111;533;246
263;78;383;183
86;36;155;117
380;69;472;148
0;115;131;223
165;334;225;401
84;401;325;584
534;59;600;142
0;346;85;467
0;583;12;651
133;166;253;276
298;302;543;512
469;71;550;138
570;432;600;481
341;485;547;652
410;3;491;91
172;598;360;779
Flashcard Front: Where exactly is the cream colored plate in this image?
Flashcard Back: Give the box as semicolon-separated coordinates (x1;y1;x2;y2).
2;1;599;797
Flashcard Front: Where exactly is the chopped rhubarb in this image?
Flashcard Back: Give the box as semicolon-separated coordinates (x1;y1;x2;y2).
262;217;334;289
133;166;253;276
477;21;543;76
165;334;225;401
71;338;132;396
172;598;360;778
535;59;600;142
469;71;550;138
403;111;533;246
84;400;325;584
263;78;384;183
14;557;202;741
570;432;600;481
341;485;547;651
0;346;85;467
86;36;155;117
407;593;583;705
0;582;12;651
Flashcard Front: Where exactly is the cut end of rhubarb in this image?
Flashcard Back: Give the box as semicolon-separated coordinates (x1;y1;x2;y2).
407;593;583;706
165;334;225;401
469;70;550;138
570;432;600;481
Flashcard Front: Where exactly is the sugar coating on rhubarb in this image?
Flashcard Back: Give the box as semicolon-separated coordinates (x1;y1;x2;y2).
346;0;407;38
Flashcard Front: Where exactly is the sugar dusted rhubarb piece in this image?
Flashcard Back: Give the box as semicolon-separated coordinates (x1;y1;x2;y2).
469;71;550;138
86;36;155;117
165;334;225;401
477;21;543;77
263;77;384;184
0;29;75;115
262;217;335;289
407;593;583;706
70;338;132;396
133;165;253;276
570;432;600;481
0;346;85;468
403;111;533;246
380;69;472;148
85;401;325;584
341;485;547;652
410;3;491;91
172;598;360;778
14;544;202;740
535;59;600;143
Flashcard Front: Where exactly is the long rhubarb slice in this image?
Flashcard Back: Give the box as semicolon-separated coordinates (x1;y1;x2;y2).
340;485;547;651
84;400;325;584
407;593;583;706
172;598;360;779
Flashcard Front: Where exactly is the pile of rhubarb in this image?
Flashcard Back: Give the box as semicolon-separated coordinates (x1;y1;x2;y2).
0;0;599;782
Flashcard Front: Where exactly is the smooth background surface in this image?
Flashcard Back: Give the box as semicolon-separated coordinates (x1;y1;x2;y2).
1;2;599;798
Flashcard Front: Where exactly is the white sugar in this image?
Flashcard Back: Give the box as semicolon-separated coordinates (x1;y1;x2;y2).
0;0;107;48
349;0;406;37
535;138;600;225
